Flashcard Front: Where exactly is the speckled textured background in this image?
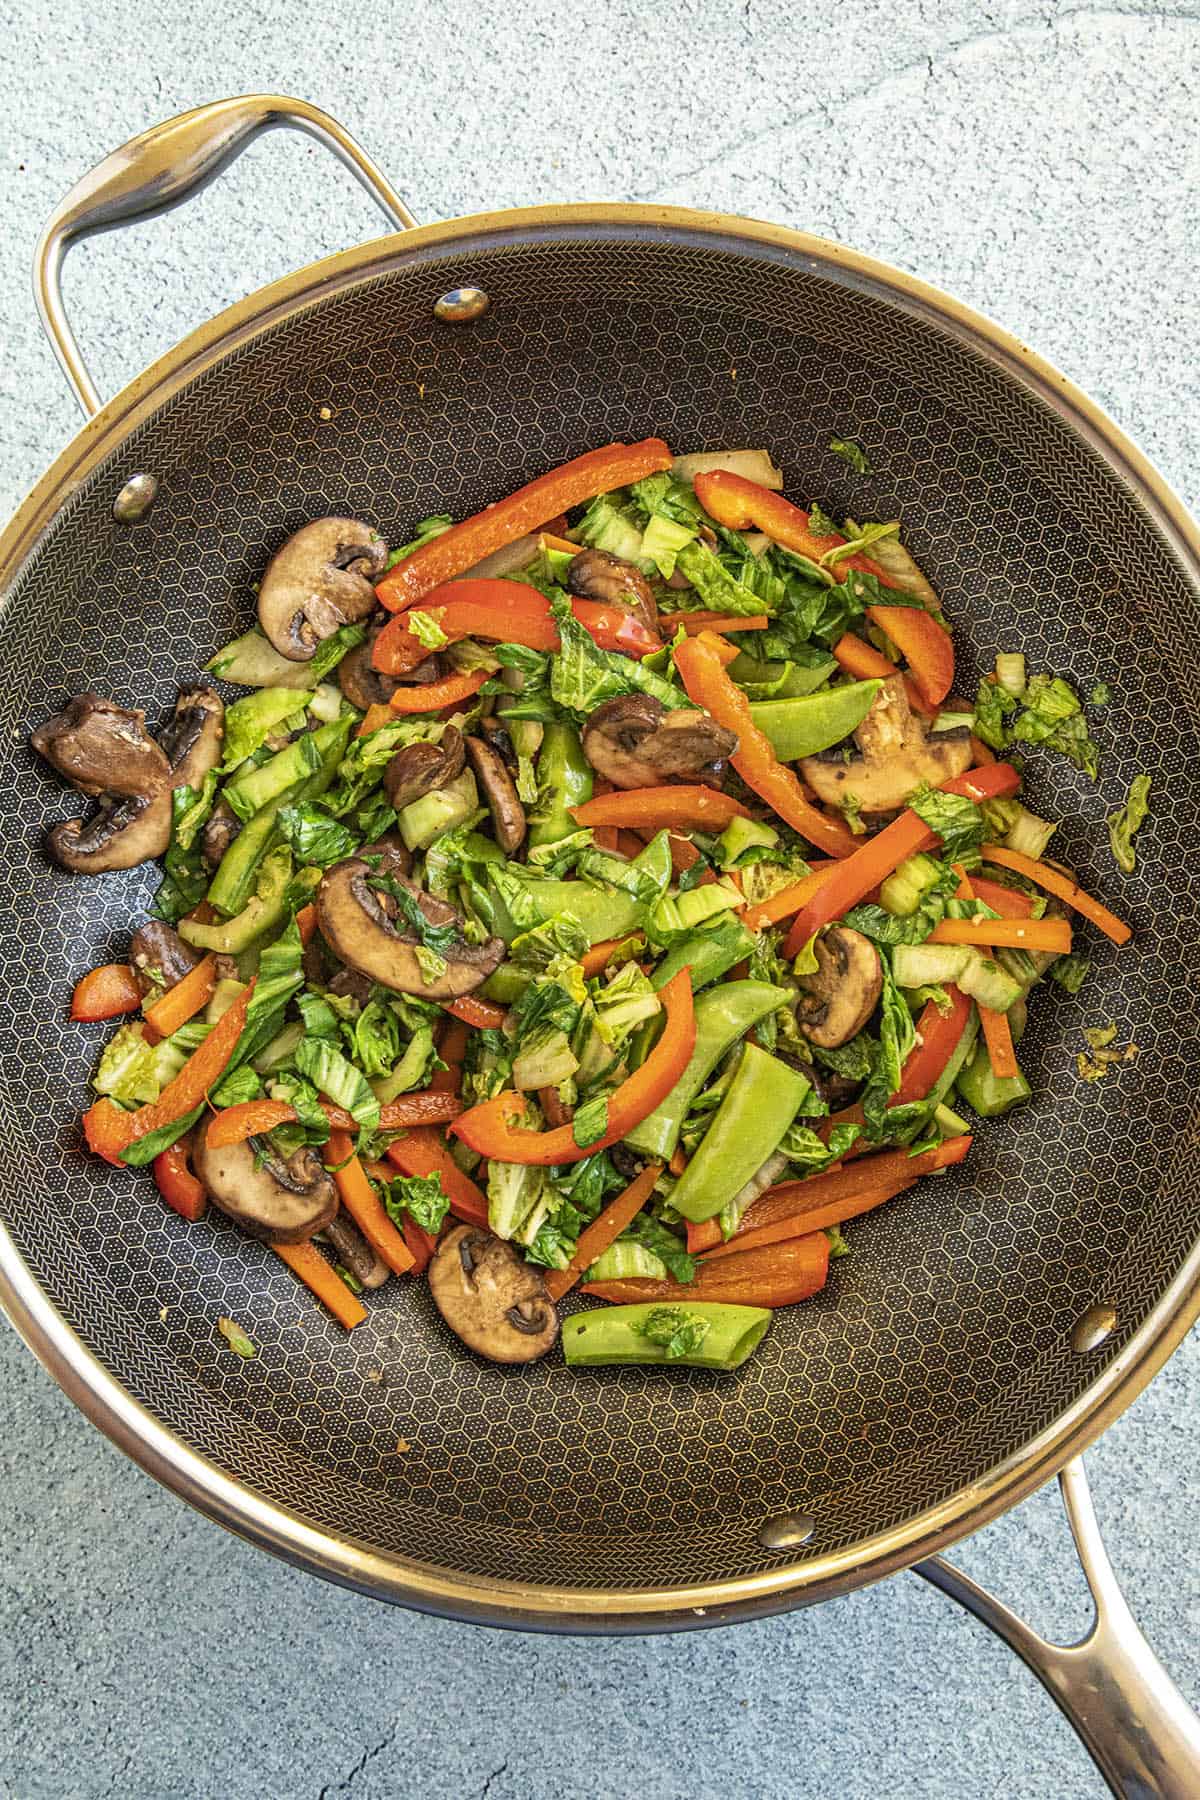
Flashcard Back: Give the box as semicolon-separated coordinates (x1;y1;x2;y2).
1;3;1197;1796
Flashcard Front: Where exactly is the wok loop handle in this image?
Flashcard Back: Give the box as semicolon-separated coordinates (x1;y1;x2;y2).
915;1458;1200;1799
33;94;416;419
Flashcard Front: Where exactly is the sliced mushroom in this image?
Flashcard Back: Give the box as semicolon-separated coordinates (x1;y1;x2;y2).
799;675;971;815
258;518;389;662
31;694;169;799
191;1121;338;1243
327;965;374;1004
338;626;402;709
360;831;412;879
465;734;525;853
383;726;464;811
566;548;658;635
429;1225;559;1363
323;1212;390;1289
202;798;242;868
796;927;883;1050
42;685;225;875
128;922;201;998
582;694;737;790
316;859;504;1000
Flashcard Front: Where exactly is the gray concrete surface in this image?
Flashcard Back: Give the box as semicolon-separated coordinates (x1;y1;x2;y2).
1;2;1197;1795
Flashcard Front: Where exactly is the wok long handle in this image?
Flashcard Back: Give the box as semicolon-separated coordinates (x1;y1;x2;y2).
33;94;415;419
915;1458;1200;1798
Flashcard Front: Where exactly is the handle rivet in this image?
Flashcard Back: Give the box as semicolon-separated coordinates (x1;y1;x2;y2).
758;1511;816;1550
1070;1303;1117;1354
434;286;490;323
112;472;159;524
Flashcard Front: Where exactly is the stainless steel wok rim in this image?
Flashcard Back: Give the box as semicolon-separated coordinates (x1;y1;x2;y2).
3;201;1198;1629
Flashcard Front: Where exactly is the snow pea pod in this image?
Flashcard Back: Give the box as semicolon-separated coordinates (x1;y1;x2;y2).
527;721;592;848
671;1042;810;1223
562;1302;772;1371
747;680;881;762
651;921;755;992
624;981;792;1160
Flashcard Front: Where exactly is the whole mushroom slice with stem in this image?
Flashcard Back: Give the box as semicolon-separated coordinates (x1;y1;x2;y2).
566;547;659;636
795;926;883;1050
429;1225;560;1364
799;674;971;816
383;725;464;812
191;1122;338;1243
258;517;389;663
316;859;504;1001
582;694;738;790
465;731;525;853
30;694;169;798
37;684;224;874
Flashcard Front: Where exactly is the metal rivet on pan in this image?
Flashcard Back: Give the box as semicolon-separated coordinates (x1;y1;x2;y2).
758;1511;816;1550
1070;1302;1118;1354
112;473;159;524
434;287;490;323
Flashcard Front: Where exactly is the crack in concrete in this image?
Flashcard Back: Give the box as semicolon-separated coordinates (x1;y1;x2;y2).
627;5;1198;202
479;1760;508;1799
317;1720;400;1800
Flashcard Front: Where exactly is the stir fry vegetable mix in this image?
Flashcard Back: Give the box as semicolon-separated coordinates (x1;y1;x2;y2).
42;441;1142;1372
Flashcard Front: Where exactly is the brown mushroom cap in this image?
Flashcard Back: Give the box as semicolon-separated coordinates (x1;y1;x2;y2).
258;518;388;662
429;1225;559;1363
582;694;738;790
799;676;971;814
31;694;169;798
337;630;401;709
191;1122;338;1243
41;685;225;875
796;927;883;1050
128;921;201;998
465;733;526;853
566;548;658;636
316;859;504;1000
201;797;241;868
383;726;465;811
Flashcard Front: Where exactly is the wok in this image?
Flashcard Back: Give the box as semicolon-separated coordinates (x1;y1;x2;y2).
2;96;1198;1796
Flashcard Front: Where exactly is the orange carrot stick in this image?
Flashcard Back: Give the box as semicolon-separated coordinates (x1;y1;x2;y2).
543;1161;663;1301
326;1131;415;1276
980;844;1132;946
143;954;218;1039
271;1241;368;1329
927;917;1072;952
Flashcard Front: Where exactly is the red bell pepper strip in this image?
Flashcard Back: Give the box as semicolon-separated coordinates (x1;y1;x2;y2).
954;865;1019;1081
326;1130;416;1277
582;1230;831;1309
399;1214;438;1276
442;993;508;1030
927;916;1072;952
204;1088;464;1149
451;969;695;1166
543;1161;663;1300
70;963;143;1023
968;875;1034;919
387;668;488;714
386;1129;488;1227
893;987;974;1107
782;762;1022;958
271;1240;368;1329
673;631;858;858
832;632;933;717
377;439;673;611
702;1135;974;1258
981;844;1132;946
143;953;217;1039
294;903;320;944
374;581;662;675
83;982;254;1165
693;472;954;707
571;784;749;834
152;1137;207;1222
428;1018;468;1094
